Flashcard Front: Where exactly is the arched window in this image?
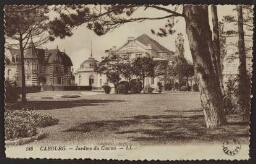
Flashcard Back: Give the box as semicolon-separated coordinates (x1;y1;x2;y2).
7;69;11;76
78;74;82;85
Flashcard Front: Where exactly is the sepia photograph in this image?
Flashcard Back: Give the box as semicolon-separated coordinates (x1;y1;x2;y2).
4;4;253;160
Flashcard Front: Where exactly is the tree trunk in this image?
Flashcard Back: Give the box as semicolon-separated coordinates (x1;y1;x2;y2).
178;73;182;90
211;5;224;95
19;35;26;102
143;77;145;93
183;5;226;128
186;76;189;88
237;5;250;121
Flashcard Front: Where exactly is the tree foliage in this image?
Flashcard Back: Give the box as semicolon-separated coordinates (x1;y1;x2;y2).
175;33;185;57
5;6;50;49
5;6;50;102
48;5;183;39
133;57;156;85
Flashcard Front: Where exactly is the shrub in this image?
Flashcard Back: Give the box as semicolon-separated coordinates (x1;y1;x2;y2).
116;84;126;94
102;85;111;94
157;82;163;93
192;83;199;92
5;81;20;103
32;113;59;128
174;82;180;90
5;110;37;140
164;83;173;91
223;95;237;114
180;86;188;91
118;81;129;93
223;77;240;114
144;85;154;93
129;79;143;93
5;110;59;140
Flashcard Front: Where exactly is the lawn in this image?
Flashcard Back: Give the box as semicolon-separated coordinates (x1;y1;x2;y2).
6;91;249;146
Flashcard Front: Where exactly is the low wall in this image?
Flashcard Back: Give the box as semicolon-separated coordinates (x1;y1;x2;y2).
16;86;41;93
42;85;92;91
15;85;92;93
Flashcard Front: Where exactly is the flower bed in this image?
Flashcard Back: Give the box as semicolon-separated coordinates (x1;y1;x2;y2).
5;110;59;140
61;94;81;98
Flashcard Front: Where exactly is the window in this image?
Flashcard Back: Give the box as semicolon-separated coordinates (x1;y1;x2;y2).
151;77;154;85
7;69;11;76
79;75;81;85
16;56;20;62
136;54;142;58
123;54;128;59
64;67;68;73
58;77;61;84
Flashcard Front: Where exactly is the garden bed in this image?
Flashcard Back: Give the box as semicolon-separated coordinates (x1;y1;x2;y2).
61;94;81;98
5;109;59;141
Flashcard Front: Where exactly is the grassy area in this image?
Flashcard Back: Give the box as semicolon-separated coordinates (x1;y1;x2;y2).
6;91;249;146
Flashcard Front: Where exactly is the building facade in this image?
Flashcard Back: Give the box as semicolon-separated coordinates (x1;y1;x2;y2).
5;41;73;87
222;35;253;85
74;55;108;88
75;34;175;90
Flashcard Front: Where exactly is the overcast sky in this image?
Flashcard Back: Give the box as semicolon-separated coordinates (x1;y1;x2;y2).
41;5;236;71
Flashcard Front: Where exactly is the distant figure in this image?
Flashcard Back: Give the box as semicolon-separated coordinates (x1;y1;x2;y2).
40;82;43;92
50;84;55;92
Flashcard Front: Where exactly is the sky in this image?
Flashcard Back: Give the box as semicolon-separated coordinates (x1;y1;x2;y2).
39;5;237;71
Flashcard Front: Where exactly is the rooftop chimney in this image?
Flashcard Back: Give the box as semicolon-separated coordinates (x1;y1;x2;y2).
147;44;152;50
128;37;135;43
111;46;116;51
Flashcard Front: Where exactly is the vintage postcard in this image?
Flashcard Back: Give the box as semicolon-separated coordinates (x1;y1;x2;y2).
4;4;253;160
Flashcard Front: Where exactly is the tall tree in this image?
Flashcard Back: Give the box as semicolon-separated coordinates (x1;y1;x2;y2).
237;5;250;121
132;57;156;92
211;5;224;94
95;53;134;82
183;5;226;127
49;5;227;128
5;6;49;102
220;5;252;121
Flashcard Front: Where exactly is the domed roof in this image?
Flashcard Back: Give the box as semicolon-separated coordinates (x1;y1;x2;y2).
80;57;98;68
47;49;73;66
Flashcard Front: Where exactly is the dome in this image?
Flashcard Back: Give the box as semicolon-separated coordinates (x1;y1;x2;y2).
47;49;73;66
80;57;98;68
